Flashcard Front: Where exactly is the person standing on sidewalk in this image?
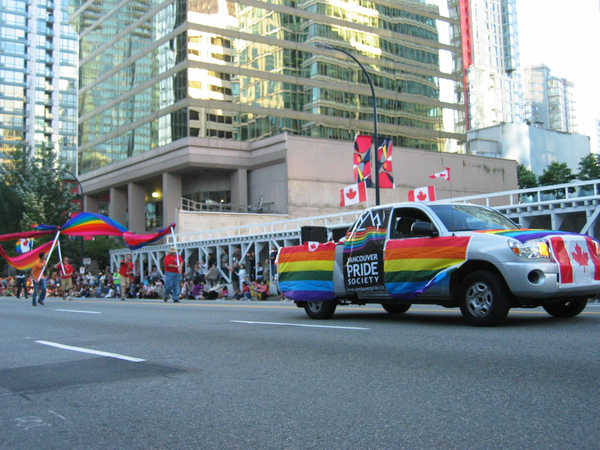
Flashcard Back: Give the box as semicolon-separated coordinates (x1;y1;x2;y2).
119;254;134;300
31;252;47;306
112;269;121;298
54;257;75;301
15;268;29;299
163;247;183;303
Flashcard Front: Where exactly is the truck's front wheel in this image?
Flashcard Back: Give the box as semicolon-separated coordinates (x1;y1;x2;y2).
459;271;510;327
304;301;337;319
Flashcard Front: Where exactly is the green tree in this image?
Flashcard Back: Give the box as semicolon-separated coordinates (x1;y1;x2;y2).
0;144;80;272
517;163;538;189
577;154;600;181
3;144;78;231
0;179;24;235
538;161;576;199
538;161;576;186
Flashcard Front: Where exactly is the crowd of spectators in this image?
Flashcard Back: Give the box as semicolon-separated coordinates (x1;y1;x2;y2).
1;252;273;301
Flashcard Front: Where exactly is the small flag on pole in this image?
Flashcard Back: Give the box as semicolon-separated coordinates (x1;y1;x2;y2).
340;181;368;207
429;167;450;181
408;186;436;202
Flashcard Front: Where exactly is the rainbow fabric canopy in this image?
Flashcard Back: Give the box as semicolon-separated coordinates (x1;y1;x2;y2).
0;213;176;270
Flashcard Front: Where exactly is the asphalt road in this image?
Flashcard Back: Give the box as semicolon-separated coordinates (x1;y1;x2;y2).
1;296;599;449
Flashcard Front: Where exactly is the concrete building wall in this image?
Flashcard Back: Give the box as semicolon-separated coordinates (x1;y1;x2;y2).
284;135;517;217
177;212;287;239
80;133;518;234
247;163;287;213
468;122;591;175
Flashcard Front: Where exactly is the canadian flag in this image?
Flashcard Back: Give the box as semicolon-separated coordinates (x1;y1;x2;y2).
549;236;600;284
307;241;320;252
408;185;436;202
429;167;450;181
340;181;367;207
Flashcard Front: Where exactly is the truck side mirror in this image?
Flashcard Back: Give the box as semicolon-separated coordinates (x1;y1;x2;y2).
411;222;438;237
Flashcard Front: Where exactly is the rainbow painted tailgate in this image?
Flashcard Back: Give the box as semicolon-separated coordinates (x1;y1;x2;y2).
384;236;470;297
278;242;337;301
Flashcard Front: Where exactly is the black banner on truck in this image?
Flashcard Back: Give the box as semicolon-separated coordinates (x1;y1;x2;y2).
343;208;390;293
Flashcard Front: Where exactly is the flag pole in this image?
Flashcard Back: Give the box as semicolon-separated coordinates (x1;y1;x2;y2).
56;239;65;272
169;225;182;273
38;231;60;282
169;225;178;253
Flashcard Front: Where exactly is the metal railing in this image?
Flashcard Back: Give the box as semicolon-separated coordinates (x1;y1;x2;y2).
174;179;600;243
181;197;276;214
436;179;600;211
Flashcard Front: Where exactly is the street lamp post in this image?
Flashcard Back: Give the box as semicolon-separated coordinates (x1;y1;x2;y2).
315;43;380;206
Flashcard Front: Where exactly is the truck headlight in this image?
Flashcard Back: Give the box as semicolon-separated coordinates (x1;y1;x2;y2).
508;239;550;259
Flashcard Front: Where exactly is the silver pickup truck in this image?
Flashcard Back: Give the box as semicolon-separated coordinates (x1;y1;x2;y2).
277;203;600;326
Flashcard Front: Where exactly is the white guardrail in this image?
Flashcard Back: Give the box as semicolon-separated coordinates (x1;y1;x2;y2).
168;179;600;243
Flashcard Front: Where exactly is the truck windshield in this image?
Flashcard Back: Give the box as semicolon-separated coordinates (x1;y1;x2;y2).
429;204;518;232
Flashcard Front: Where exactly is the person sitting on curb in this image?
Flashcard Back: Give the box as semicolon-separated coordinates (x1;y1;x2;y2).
253;280;270;300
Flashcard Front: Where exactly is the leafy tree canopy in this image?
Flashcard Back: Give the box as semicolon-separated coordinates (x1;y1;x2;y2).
1;144;79;232
517;163;538;189
577;154;600;181
538;161;576;186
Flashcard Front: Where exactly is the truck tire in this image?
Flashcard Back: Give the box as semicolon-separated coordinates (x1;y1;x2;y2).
543;298;587;318
382;303;411;314
304;301;337;319
459;271;510;327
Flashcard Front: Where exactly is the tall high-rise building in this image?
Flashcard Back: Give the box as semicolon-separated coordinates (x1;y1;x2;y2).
523;65;576;133
449;0;523;130
71;0;464;175
0;0;78;171
70;0;469;229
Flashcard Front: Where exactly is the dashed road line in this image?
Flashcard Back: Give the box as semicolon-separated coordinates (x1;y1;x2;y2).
230;320;369;330
35;340;145;362
55;309;101;314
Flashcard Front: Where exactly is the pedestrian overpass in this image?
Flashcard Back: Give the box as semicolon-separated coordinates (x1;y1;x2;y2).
110;179;600;287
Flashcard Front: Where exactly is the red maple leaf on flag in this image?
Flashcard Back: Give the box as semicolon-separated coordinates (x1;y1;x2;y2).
346;188;357;200
309;242;318;251
571;244;589;272
417;190;427;201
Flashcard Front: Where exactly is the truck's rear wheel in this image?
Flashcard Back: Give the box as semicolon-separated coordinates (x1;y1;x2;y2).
543;298;587;318
459;271;510;327
382;303;411;314
304;301;337;319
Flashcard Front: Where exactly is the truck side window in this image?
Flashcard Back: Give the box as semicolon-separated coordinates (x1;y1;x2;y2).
395;217;416;237
391;208;435;239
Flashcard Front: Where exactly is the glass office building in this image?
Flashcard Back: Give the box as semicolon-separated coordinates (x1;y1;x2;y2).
449;0;523;130
0;0;78;171
523;64;576;134
70;0;465;174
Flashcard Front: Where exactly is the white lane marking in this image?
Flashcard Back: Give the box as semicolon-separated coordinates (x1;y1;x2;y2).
230;320;369;330
55;309;101;314
35;340;145;362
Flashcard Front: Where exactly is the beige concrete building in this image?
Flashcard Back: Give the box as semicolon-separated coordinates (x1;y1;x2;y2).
80;133;518;235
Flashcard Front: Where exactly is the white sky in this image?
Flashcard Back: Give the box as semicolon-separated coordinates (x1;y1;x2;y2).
516;0;600;148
